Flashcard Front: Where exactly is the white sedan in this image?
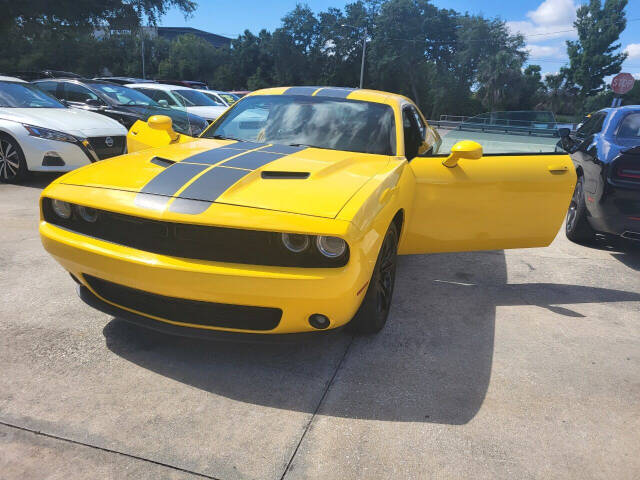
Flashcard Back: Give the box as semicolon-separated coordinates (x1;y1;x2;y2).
0;76;127;183
196;89;239;107
126;83;227;123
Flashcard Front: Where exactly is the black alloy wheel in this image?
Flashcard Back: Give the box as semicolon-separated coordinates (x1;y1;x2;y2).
347;222;399;334
566;176;595;242
0;134;27;183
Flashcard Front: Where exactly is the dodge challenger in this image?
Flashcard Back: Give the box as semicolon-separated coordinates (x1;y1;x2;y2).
40;86;576;338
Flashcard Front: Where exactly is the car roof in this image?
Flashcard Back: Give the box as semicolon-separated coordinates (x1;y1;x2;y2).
126;83;191;91
0;76;27;83
248;86;410;105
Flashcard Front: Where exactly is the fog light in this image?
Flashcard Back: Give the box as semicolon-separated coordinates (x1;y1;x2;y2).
316;236;346;258
309;313;330;329
77;205;98;223
51;199;72;219
282;233;310;253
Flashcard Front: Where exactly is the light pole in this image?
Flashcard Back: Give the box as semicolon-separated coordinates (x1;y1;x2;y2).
341;24;368;89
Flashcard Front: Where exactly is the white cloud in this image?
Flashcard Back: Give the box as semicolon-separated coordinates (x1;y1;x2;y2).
527;0;576;26
507;0;578;41
633;73;640;80
624;44;640;60
526;44;564;58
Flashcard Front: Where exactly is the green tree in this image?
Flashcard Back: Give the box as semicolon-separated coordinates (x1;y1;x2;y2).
565;0;628;97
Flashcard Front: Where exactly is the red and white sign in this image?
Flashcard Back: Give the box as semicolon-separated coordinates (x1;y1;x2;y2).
611;73;635;95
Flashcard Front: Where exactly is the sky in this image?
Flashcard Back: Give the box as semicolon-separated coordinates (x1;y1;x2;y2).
159;0;640;80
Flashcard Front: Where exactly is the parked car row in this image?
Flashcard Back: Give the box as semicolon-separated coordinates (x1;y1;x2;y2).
0;72;244;183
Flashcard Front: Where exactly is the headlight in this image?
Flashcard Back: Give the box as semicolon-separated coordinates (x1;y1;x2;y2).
23;124;78;143
51;199;72;219
76;205;98;223
316;236;347;258
282;233;310;253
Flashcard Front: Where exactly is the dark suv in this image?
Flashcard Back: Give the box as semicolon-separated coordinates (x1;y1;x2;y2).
33;78;209;136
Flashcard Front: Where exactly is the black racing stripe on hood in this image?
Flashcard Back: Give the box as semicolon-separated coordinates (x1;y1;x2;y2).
221;150;284;170
261;144;306;155
185;147;246;165
168;198;211;215
134;192;172;211
174;166;248;204
140;163;209;197
314;87;356;98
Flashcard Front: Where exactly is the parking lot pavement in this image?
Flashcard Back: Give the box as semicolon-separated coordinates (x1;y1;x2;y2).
1;176;639;480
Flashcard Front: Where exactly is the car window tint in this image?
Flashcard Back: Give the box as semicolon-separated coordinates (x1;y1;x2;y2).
617;113;640;138
403;107;421;160
576;112;606;138
35;81;59;98
410;106;426;140
135;88;178;107
63;83;100;103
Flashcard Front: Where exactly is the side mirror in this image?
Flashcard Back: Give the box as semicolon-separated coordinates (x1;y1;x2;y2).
158;99;169;107
85;98;102;107
557;128;576;153
442;140;483;168
148;115;179;140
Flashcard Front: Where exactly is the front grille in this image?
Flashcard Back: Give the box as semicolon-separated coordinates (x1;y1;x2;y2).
88;136;126;160
84;274;282;330
42;198;348;268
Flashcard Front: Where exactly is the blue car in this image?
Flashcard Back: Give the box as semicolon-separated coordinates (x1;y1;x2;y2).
561;106;640;242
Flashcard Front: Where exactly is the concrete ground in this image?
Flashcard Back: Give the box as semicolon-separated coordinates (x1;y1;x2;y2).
1;175;639;480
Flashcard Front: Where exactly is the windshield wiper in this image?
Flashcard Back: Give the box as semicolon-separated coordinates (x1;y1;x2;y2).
287;143;328;150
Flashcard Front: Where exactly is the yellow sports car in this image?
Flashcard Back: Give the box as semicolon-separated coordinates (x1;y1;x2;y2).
40;86;576;338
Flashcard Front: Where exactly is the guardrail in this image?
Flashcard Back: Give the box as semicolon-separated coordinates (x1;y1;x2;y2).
428;119;577;137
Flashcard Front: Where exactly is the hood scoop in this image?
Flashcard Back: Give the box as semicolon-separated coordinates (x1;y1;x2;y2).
261;171;310;179
150;156;176;168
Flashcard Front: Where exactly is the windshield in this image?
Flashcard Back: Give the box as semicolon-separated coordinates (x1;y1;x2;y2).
88;82;158;106
173;89;221;107
0;81;65;108
202;95;396;155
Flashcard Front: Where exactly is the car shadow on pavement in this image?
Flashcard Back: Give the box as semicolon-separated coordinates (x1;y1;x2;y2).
17;173;62;189
102;250;640;425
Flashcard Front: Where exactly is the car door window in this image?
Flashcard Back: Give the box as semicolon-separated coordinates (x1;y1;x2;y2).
403;107;421;160
35;81;61;99
141;89;179;107
576;112;606;139
617;113;640;138
63;83;101;104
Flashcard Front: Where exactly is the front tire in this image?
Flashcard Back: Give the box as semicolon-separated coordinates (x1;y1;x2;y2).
347;222;399;334
0;133;28;183
566;175;595;242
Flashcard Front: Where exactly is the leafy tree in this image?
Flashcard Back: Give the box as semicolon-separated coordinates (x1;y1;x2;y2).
565;0;628;97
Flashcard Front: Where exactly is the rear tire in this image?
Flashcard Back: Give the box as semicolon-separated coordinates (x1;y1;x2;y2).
566;176;595;242
347;222;399;334
0;133;28;183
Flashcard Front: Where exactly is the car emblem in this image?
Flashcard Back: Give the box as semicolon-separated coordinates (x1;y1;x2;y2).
105;137;114;148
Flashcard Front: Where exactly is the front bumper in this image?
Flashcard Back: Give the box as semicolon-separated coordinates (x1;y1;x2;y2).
40;221;372;335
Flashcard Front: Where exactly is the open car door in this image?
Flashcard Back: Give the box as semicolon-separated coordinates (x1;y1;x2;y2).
399;109;576;254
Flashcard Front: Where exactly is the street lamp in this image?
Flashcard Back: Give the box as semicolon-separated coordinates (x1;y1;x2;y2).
341;23;368;89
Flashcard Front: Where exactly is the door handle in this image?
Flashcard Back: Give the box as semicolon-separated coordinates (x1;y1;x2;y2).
548;164;568;173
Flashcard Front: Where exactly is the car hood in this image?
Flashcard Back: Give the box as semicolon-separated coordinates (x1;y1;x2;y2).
59;139;390;218
184;105;227;120
0;108;127;137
